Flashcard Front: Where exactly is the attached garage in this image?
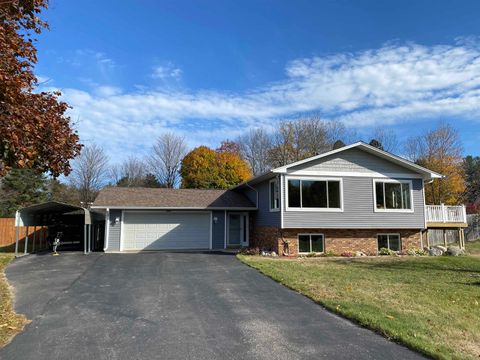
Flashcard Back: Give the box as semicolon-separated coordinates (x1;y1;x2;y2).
92;187;256;252
122;212;211;250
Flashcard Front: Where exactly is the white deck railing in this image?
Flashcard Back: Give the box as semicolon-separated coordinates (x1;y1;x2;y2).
425;204;467;223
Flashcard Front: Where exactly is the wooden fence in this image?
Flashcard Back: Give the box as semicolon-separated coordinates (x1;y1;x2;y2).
0;218;48;252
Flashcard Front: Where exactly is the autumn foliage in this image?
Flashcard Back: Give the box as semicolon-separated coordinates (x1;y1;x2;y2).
0;0;82;176
406;124;465;205
180;145;251;189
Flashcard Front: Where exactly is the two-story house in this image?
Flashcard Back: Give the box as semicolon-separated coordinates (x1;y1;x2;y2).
89;141;466;256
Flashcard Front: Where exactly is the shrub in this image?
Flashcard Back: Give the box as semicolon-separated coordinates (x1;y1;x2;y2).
341;251;355;257
238;247;260;255
379;248;399;256
322;250;336;257
406;248;417;256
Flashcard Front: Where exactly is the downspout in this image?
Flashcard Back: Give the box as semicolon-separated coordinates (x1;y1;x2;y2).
279;174;289;256
104;208;110;251
245;181;258;251
423;178;434;249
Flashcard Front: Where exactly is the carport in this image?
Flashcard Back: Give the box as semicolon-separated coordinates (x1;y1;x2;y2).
14;201;105;256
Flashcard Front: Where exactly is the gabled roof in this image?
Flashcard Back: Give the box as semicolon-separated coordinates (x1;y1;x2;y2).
91;187;256;210
233;141;442;189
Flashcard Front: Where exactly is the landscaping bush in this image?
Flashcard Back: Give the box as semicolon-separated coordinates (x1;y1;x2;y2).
238;247;260;255
340;251;355;257
322;250;336;257
378;247;397;256
405;248;427;256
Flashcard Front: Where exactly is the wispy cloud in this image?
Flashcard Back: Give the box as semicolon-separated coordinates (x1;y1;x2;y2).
151;63;183;80
52;40;480;159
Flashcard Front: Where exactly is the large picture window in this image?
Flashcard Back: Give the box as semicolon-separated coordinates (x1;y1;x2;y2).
374;180;412;211
298;234;324;253
287;178;342;210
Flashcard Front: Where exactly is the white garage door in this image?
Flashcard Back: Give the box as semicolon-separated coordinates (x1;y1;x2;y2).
122;212;211;250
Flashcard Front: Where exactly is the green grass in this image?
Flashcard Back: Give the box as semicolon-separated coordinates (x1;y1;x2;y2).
0;253;27;348
238;254;480;360
466;239;480;256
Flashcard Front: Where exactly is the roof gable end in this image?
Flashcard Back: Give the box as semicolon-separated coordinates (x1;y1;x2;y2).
272;142;442;180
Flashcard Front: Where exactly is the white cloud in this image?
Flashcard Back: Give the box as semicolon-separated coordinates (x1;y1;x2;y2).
54;40;480;160
151;63;183;80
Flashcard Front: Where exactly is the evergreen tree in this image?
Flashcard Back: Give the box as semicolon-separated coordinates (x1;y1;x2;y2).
463;156;480;210
0;169;47;217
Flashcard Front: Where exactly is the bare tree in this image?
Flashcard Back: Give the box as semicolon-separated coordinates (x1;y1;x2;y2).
268;116;331;167
68;144;110;205
110;157;147;187
148;132;188;188
371;127;399;153
237;128;272;175
325;121;358;146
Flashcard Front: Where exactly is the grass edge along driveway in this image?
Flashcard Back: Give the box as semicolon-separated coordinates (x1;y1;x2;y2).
0;254;27;348
238;249;480;360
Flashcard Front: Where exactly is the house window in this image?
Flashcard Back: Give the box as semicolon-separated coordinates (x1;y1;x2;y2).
298;234;324;253
287;179;341;209
377;234;401;252
269;179;280;211
374;180;412;211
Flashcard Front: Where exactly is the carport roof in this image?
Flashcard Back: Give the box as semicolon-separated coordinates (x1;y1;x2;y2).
15;201;103;226
92;187;256;210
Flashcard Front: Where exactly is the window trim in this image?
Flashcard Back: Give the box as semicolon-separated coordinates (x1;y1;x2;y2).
269;179;280;212
377;233;401;252
372;179;414;213
298;233;325;254
285;176;344;212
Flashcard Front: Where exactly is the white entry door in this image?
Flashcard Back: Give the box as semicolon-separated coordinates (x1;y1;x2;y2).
122;212;210;250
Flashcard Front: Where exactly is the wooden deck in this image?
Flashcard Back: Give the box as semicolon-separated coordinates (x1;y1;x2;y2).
426;221;468;228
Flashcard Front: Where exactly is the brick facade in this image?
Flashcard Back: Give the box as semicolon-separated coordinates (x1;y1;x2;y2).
250;226;422;256
249;226;282;253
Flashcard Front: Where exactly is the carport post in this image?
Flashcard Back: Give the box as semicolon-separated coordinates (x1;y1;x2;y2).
32;226;36;253
87;224;91;253
15;225;19;257
24;226;29;254
84;224;87;255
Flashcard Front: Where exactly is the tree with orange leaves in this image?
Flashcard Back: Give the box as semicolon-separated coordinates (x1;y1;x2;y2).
180;145;251;189
406;123;465;205
0;0;82;177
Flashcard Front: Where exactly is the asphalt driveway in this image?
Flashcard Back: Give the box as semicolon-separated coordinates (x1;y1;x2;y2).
1;252;425;360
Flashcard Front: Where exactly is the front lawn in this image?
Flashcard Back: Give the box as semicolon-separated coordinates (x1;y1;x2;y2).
0;254;27;348
238;255;480;360
466;239;480;256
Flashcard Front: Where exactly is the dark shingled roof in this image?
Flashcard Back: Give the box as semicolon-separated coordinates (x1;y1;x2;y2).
92;187;256;209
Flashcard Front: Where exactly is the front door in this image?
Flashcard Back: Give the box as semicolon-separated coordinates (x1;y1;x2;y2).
228;213;248;247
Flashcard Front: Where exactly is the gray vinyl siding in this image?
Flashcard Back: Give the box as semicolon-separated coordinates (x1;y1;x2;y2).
282;176;425;229
107;209;121;252
290;148;415;175
212;210;226;249
251;178;281;227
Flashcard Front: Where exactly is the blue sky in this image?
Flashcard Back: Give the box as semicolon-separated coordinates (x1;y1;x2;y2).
35;0;480;160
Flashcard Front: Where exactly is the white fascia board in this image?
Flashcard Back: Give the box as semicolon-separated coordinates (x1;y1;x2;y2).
90;206;257;210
